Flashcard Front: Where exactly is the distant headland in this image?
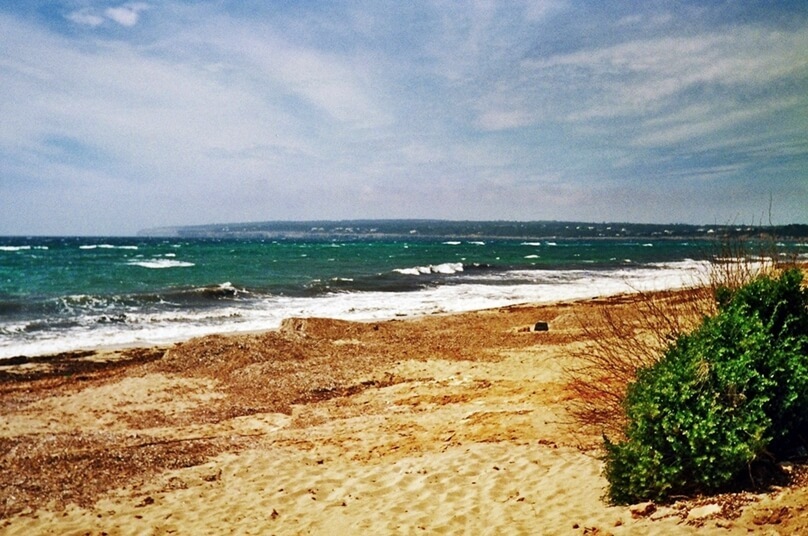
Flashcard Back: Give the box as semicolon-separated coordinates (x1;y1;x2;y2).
138;219;808;240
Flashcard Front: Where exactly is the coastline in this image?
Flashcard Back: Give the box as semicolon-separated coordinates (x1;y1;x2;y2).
0;257;712;361
2;290;806;534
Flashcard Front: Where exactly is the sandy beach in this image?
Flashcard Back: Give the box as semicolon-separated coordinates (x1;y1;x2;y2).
1;290;806;535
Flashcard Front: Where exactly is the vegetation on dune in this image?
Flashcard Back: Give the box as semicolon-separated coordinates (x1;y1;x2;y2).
564;231;808;504
603;268;808;504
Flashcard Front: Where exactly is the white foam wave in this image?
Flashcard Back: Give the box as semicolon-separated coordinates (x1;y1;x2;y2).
393;262;464;275
0;245;48;252
0;260;712;360
81;244;139;250
443;241;462;245
128;259;195;269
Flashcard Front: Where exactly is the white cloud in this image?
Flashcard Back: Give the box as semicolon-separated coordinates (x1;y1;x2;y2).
522;0;565;22
66;3;150;28
617;12;673;28
2;3;807;233
196;23;392;129
0;14;310;183
476;109;532;131
426;2;539;85
531;27;808;121
461;16;808;202
635;96;803;148
104;3;149;27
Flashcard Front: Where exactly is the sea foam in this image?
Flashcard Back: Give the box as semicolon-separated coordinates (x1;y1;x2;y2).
127;259;195;269
393;262;464;275
0;260;710;360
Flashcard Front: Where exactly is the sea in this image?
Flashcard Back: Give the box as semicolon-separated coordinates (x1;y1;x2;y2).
1;226;805;359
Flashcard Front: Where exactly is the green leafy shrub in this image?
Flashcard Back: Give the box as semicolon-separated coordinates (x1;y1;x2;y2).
717;267;808;340
718;268;808;451
605;268;808;504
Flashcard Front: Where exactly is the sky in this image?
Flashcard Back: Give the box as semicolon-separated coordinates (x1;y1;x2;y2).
1;1;806;235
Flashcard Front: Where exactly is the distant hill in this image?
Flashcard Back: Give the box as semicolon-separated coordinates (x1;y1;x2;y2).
138;220;808;240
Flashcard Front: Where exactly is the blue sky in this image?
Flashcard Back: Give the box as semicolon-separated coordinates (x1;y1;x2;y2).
1;1;806;235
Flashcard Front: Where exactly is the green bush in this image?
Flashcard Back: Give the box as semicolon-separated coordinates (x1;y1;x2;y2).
719;268;808;451
605;268;808;504
717;267;808;340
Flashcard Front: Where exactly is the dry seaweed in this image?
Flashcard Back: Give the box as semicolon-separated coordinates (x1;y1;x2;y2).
0;302;576;517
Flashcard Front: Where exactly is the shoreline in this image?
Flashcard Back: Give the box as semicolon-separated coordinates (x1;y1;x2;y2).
0;283;699;364
2;289;806;534
1;259;712;361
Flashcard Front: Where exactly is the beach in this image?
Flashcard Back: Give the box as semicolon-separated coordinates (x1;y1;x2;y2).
1;290;807;535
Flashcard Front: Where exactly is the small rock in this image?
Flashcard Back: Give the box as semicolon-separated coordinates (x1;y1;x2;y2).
629;501;657;518
687;503;721;520
533;321;549;331
135;496;154;508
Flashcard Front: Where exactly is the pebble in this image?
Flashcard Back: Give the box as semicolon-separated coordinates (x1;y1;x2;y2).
687;503;721;520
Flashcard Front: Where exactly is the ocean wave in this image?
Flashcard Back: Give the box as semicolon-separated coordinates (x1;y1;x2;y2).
0;245;48;253
393;262;464;276
188;282;249;300
80;244;139;250
127;259;195;269
1;284;254;324
0;259;715;359
59;294;121;309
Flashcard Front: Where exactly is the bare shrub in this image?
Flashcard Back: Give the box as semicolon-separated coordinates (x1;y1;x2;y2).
566;287;713;439
707;234;779;295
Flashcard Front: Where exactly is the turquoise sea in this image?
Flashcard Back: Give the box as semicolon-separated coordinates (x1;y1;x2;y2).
1;222;805;359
